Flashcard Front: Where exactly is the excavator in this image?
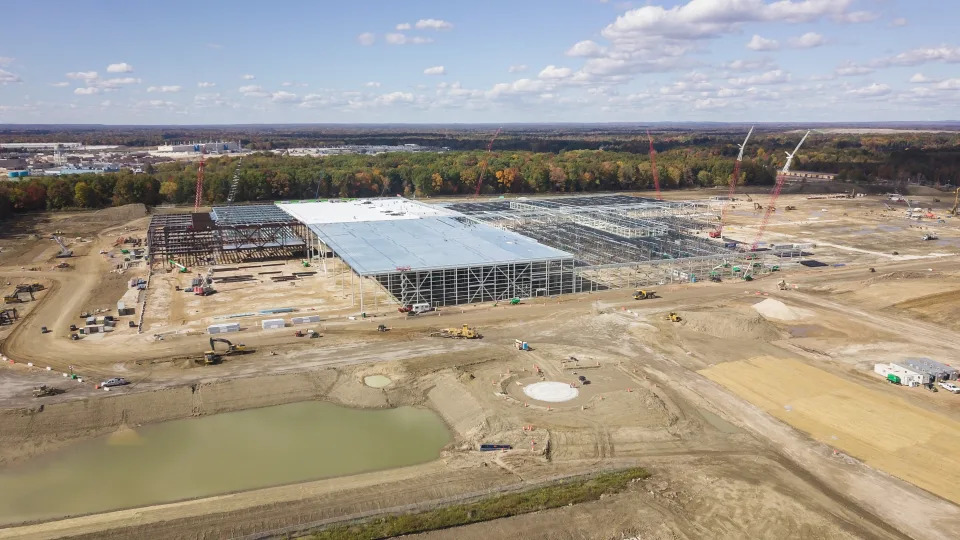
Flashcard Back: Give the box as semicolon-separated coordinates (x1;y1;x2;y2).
633;290;657;300
203;338;249;365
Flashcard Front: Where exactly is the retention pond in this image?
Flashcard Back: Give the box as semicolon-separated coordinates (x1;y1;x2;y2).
0;401;451;525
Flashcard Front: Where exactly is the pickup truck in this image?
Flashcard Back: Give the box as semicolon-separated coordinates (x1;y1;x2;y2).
938;381;960;394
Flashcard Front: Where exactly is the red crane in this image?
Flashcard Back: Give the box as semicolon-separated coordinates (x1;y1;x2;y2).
194;144;206;212
646;131;662;200
711;127;754;239
751;131;810;250
474;127;502;197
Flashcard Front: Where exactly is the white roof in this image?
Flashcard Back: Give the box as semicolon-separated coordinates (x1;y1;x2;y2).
277;198;456;225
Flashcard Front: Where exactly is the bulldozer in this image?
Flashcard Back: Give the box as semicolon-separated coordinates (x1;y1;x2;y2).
431;324;481;339
784;205;797;211
33;385;65;398
203;338;249;365
633;290;657;300
377;324;389;332
665;312;682;323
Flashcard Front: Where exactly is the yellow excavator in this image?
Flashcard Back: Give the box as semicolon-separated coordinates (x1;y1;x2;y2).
633;290;657;300
203;338;249;364
665;312;682;323
950;187;960;216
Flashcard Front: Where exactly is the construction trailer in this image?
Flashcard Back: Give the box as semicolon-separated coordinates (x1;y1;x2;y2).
207;322;241;335
875;359;959;386
0;308;18;325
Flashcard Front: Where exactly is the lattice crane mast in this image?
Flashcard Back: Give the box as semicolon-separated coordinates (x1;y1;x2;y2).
751;130;810;250
226;157;243;203
194;144;206;212
474;127;502;197
711;126;754;238
647;131;662;200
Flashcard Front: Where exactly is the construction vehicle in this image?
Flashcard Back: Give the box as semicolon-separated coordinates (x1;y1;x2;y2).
294;329;320;338
194;285;215;296
203;338;248;364
785;205;797;211
377;324;389;332
922;233;939;241
712;127;754;239
753;202;763;211
40;326;50;334
33;385;65;398
430;324;481;339
169;259;189;273
950;187;960;216
52;235;73;258
399;303;432;315
633;290;657;300
515;339;530;351
778;279;788;290
665;312;682;323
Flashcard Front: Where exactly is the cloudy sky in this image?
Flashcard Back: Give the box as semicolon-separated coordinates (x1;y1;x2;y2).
0;0;956;124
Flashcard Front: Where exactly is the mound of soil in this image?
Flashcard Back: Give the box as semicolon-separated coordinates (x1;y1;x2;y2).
752;299;814;322
864;271;944;284
678;310;784;341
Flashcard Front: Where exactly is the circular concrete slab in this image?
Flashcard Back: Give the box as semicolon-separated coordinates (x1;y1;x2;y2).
522;381;579;402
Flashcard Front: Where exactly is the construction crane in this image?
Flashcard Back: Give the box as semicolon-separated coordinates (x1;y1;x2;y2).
225;157;242;203
474;127;502;197
194;145;206;212
646;131;662;200
168;259;188;273
751;130;810;250
711;127;754;238
950;186;960;216
51;235;73;258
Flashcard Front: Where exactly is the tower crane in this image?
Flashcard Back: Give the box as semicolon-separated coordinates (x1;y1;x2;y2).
711;126;754;238
751;130;810;250
646;131;662;200
226;157;242;204
474;127;502;197
194;144;206;212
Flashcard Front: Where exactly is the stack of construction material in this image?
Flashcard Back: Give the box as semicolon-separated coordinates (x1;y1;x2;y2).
261;318;285;330
208;322;240;334
291;315;322;325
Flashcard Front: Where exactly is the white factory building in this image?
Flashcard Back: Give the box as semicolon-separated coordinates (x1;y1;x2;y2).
154;141;242;155
875;358;959;387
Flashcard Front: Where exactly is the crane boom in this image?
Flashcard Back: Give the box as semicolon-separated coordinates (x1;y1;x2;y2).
751;130;811;250
194;145;206;212
647;131;662;200
474;127;502;197
712;127;754;238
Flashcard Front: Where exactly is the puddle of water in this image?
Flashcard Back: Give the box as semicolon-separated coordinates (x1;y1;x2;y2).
364;375;393;388
0;401;451;525
698;409;740;434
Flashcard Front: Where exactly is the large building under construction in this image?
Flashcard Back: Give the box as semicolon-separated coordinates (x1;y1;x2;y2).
147;194;800;307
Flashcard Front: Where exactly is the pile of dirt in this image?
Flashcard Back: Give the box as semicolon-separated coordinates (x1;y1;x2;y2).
864;270;945;284
678;310;784;341
752;299;814;322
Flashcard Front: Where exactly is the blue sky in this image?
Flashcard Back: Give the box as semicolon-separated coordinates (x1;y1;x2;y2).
0;0;957;124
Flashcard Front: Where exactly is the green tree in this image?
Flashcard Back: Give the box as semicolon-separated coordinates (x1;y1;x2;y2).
74;181;95;208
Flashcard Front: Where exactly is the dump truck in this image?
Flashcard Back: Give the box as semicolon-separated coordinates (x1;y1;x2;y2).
633;290;657;300
431;324;481;339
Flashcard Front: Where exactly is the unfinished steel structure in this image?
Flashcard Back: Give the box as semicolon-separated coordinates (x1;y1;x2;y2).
147;205;307;266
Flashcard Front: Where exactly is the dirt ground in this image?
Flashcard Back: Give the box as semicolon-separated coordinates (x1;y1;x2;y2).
1;193;959;539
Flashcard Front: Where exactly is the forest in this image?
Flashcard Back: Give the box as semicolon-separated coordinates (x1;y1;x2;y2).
1;128;959;221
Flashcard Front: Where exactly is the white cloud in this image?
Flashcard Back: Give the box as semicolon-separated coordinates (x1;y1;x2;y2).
100;100;112;107
137;99;176;108
198;81;216;88
365;81;381;87
194;92;227;108
74;87;101;95
539;65;572;80
396;23;411;30
508;64;528;73
488;78;547;98
790;32;826;49
357;32;375;46
0;56;13;66
50;81;70;87
99;77;141;89
424;65;446;76
838;11;878;23
890;17;907;27
66;71;98;81
834;63;872;76
372;91;415;106
566;40;606;57
723;58;776;72
747;35;779;51
147;85;181;93
385;33;433;45
728;69;789;86
0;69;21;84
415;18;453;30
242;74;256;80
239;84;268;97
106;62;133;73
933;78;960;90
909;73;936;84
271;91;300;103
877;45;960;66
847;83;891;97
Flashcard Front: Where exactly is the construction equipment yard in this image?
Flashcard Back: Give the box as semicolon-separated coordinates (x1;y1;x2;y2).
1;190;960;539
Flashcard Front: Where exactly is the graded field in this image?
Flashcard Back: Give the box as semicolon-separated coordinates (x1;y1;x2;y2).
700;356;960;504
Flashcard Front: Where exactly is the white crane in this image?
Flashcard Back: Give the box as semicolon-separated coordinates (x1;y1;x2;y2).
51;235;73;258
781;130;810;175
736;126;754;162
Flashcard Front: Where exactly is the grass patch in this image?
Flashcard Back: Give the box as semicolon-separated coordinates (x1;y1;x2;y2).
302;467;650;540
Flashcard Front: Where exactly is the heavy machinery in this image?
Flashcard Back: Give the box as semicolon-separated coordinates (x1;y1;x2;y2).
377;324;389;332
33;385;65;398
52;235;73;258
778;279;788;290
633;290;657;300
431;324;481;339
294;329;320;338
203;338;249;364
950;187;960;216
753;202;763;211
169;259;189;273
711;126;754;239
665;312;682;323
785;205;797;211
0;308;18;326
515;339;530;351
922;233;939;241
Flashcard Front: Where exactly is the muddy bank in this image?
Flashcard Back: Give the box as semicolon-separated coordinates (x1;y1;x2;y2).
0;366;431;465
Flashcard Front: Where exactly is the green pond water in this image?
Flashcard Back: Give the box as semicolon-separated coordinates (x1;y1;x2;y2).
0;401;451;526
